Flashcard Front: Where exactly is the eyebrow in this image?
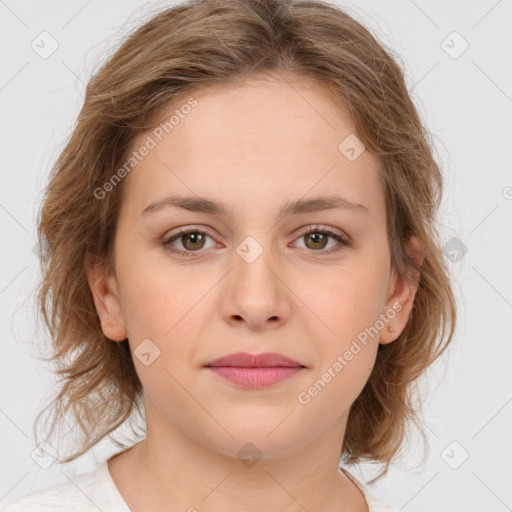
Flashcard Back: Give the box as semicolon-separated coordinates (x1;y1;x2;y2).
141;194;369;220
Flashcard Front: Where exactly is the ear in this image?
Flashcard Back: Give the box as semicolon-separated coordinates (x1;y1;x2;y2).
379;235;424;345
84;252;128;342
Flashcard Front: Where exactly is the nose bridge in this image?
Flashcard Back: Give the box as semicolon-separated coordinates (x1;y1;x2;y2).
233;232;280;295
221;231;290;328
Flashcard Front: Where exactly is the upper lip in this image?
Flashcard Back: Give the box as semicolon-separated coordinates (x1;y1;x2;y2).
204;352;305;368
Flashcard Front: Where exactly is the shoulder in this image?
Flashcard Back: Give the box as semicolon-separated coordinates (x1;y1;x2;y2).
342;468;398;512
0;460;130;512
0;478;90;511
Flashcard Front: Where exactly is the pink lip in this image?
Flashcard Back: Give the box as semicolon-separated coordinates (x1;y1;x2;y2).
204;352;306;388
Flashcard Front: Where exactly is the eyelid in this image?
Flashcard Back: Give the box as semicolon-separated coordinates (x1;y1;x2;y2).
295;224;346;238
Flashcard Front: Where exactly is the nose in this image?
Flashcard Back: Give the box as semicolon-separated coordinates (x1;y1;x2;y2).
220;237;291;331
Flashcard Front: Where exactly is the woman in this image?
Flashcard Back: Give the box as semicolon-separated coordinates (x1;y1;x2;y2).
1;0;456;510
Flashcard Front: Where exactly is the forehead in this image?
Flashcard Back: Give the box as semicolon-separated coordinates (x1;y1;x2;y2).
119;79;385;221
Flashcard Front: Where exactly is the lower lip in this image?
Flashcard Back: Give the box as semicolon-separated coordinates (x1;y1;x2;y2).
206;366;305;388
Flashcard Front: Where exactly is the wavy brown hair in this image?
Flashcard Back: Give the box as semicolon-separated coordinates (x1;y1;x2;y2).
33;0;456;479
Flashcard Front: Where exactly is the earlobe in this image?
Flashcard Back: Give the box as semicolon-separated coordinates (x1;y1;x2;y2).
84;252;128;342
379;235;424;345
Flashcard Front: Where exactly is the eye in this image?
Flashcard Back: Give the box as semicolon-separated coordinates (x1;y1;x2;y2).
291;225;351;255
162;225;351;258
162;227;217;257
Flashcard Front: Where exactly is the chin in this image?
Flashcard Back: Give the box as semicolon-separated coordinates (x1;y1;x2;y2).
196;421;315;462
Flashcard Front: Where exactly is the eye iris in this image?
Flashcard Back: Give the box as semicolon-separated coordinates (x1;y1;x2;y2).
305;232;328;250
182;232;206;250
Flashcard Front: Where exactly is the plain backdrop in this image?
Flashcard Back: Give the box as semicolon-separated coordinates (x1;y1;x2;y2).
1;1;511;510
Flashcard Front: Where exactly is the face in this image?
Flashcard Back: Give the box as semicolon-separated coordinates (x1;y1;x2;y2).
86;78;420;460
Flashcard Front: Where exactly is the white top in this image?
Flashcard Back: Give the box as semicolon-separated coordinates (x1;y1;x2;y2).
0;460;396;511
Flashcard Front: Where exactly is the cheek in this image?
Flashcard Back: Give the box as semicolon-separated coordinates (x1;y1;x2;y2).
116;261;219;407
116;242;213;338
293;271;383;418
296;258;389;340
119;270;203;408
294;341;377;441
292;259;387;395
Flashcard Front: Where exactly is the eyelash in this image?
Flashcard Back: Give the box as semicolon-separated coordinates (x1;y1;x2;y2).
162;225;352;258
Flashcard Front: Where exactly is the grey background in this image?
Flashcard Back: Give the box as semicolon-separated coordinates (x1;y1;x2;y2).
1;0;511;510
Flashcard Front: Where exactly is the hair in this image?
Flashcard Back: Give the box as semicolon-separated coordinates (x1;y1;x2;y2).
33;0;456;480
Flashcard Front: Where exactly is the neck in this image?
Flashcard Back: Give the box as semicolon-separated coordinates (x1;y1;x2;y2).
108;400;368;512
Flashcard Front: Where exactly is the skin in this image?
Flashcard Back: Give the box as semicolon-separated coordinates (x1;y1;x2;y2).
85;77;423;512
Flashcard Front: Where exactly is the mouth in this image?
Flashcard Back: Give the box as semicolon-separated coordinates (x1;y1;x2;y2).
204;352;307;388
